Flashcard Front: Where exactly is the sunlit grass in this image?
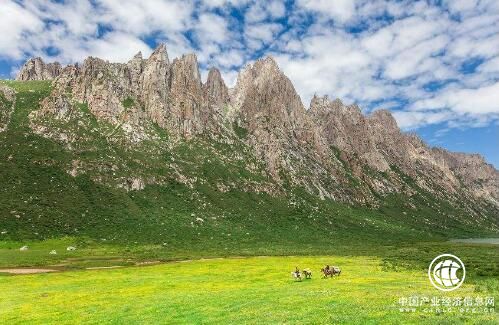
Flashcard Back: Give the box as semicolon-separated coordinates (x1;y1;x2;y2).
0;255;497;324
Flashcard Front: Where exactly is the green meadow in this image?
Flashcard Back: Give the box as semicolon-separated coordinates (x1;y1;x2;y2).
0;254;498;324
0;239;498;324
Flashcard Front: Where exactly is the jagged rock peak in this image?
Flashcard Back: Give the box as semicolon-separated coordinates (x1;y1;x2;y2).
345;103;362;114
309;95;344;114
253;55;280;71
23;45;499;209
368;108;399;132
148;43;169;65
133;51;143;60
232;56;281;89
204;67;229;106
16;57;63;81
172;53;201;82
78;57;109;79
231;54;303;112
310;94;329;110
206;67;223;81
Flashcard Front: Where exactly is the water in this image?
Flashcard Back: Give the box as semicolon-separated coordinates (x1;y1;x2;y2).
449;238;499;245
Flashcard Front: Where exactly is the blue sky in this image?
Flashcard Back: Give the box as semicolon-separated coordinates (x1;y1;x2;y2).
1;0;498;167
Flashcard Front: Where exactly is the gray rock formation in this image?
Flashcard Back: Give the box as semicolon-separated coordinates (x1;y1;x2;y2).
204;68;229;108
308;95;499;204
231;57;329;183
432;148;499;203
22;44;499;208
16;57;62;81
140;44;170;127
169;53;204;137
309;95;390;172
34;44;212;139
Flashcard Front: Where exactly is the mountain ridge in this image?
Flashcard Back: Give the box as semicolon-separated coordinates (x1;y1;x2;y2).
2;43;497;242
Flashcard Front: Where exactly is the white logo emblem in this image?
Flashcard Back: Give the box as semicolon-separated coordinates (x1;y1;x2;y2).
428;254;466;291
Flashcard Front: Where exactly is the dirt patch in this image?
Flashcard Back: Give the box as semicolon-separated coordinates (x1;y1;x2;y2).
0;268;57;274
86;265;124;270
0;256;272;275
135;260;161;266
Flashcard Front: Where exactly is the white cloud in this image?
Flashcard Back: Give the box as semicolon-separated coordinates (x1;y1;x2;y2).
478;56;499;74
245;2;268;23
196;13;229;44
0;1;44;59
245;0;285;23
384;34;451;80
215;50;245;68
268;1;286;19
393;110;453;130
245;22;282;49
83;32;152;62
97;0;194;35
297;0;356;23
411;82;499;115
2;0;499;137
24;0;99;36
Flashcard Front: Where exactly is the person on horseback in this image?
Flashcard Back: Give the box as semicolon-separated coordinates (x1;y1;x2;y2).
325;265;330;272
295;266;300;276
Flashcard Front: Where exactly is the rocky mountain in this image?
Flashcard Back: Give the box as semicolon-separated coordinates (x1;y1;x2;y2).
3;44;498;241
16;57;62;81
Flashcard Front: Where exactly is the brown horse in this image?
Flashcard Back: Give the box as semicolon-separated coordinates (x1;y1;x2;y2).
321;266;341;278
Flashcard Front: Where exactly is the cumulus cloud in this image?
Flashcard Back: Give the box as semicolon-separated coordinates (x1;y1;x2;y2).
393;110;453;130
245;23;282;46
297;0;356;23
1;0;499;133
196;13;230;44
0;0;197;66
275;0;499;130
97;0;194;35
0;1;44;59
245;0;286;23
412;82;499;115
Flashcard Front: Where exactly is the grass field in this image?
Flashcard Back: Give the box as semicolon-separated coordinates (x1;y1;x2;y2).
0;239;498;324
1;78;498;323
0;254;497;324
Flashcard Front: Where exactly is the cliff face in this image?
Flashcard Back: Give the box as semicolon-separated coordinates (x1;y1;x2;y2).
16;57;62;81
33;46;227;140
229;57;334;197
18;44;499;210
432;148;499;202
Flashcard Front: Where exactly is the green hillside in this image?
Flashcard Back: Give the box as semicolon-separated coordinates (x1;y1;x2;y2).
0;80;498;255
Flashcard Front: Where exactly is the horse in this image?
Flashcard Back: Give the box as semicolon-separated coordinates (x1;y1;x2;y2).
321;267;332;278
303;268;312;279
331;266;341;276
321;266;341;278
291;271;302;281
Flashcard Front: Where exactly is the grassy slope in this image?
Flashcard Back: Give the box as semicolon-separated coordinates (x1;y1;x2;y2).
0;80;497;260
0;255;497;324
